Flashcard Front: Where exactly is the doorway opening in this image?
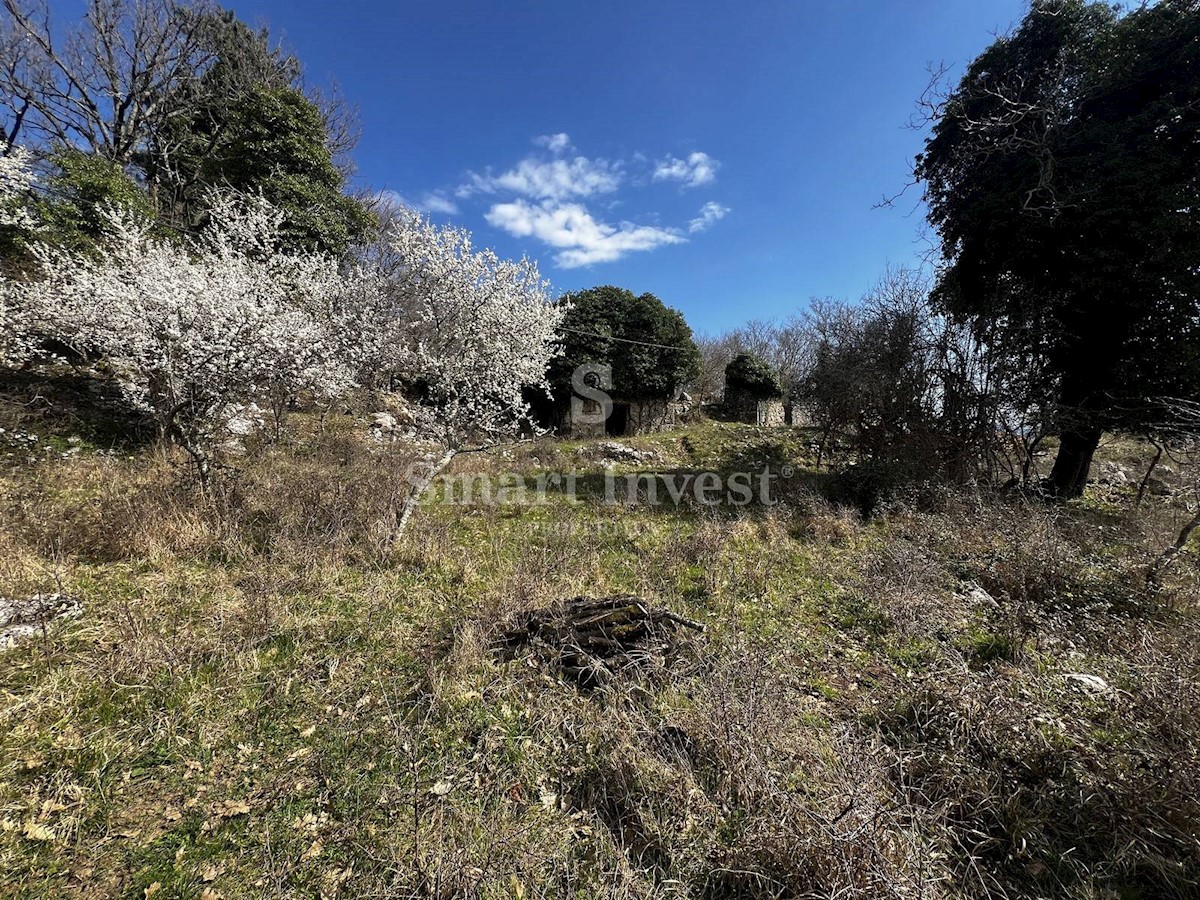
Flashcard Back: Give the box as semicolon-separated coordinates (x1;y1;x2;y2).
606;402;630;436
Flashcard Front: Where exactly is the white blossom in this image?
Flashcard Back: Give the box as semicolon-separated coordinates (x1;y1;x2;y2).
6;181;562;520
346;207;564;539
0;147;39;365
0;147;37;229
9;192;351;482
0;285;17;366
368;207;563;450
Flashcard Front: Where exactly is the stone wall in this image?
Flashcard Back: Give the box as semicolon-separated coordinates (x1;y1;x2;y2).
567;397;608;438
724;388;787;426
788;403;814;427
758;399;786;427
565;395;694;437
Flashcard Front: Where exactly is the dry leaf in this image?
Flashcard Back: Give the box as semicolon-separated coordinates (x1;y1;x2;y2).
22;820;55;842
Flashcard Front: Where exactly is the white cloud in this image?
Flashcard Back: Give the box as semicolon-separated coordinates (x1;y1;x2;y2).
485;199;684;268
419;192;460;215
458;155;622;202
533;132;572;153
688;201;730;233
433;139;726;268
378;189;459;216
653;151;719;188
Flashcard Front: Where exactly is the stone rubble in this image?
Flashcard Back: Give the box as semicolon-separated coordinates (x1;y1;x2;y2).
0;593;83;648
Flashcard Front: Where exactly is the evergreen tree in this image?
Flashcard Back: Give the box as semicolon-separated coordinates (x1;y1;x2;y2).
916;0;1200;497
551;285;701;401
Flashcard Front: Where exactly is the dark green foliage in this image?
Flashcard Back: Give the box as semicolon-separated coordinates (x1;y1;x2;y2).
0;164;36;265
916;0;1200;496
550;286;701;401
724;352;781;400
4;6;371;258
1;148;156;264
192;9;301;94
41;148;156;247
146;8;373;255
173;86;373;255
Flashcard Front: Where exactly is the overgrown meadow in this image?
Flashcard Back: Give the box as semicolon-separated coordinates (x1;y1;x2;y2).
1;377;1198;900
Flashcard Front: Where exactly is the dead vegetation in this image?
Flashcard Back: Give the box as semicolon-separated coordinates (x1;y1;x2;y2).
490;595;705;689
0;394;1198;899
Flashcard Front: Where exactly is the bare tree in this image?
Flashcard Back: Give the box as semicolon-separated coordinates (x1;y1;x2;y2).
696;314;820;405
0;12;37;152
770;314;817;399
796;266;1050;490
308;81;361;177
1136;398;1200;590
0;0;215;162
692;331;740;403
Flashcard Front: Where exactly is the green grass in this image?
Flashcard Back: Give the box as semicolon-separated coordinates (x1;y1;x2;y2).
1;411;1198;898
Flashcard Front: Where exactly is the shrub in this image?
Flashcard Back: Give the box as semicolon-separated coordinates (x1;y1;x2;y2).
724;352;781;400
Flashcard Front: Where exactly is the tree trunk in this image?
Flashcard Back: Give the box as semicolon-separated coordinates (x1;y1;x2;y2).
166;416;213;494
1047;426;1102;499
3;99;29;154
180;439;212;494
1134;442;1164;510
1021;431;1046;487
384;449;457;550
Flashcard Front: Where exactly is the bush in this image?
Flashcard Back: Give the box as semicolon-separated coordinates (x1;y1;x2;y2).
724;352;781;400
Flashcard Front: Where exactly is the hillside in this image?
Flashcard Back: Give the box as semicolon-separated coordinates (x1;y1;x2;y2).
3;1;1200;897
1;380;1198;899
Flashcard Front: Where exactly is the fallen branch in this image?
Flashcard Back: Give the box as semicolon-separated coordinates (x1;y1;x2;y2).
492;595;705;689
1147;508;1200;592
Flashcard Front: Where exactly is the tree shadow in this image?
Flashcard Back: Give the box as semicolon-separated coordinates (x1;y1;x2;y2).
0;367;158;451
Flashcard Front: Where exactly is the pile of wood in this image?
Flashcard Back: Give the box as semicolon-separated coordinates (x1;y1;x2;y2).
492;595;705;689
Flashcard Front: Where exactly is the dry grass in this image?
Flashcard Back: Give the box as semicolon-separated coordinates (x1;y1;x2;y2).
1;391;1198;898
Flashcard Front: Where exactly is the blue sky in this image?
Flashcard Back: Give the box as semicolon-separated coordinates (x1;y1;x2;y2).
223;0;1028;333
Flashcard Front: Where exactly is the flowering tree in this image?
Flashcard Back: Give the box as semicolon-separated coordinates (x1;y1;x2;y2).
6;168;561;528
0;145;36;228
0;146;37;364
9;192;351;486
0;261;18;365
357;208;563;539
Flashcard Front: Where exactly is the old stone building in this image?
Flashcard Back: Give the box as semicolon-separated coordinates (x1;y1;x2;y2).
723;384;790;426
561;391;694;437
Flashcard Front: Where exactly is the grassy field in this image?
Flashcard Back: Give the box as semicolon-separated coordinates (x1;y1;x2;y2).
1;382;1199;899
